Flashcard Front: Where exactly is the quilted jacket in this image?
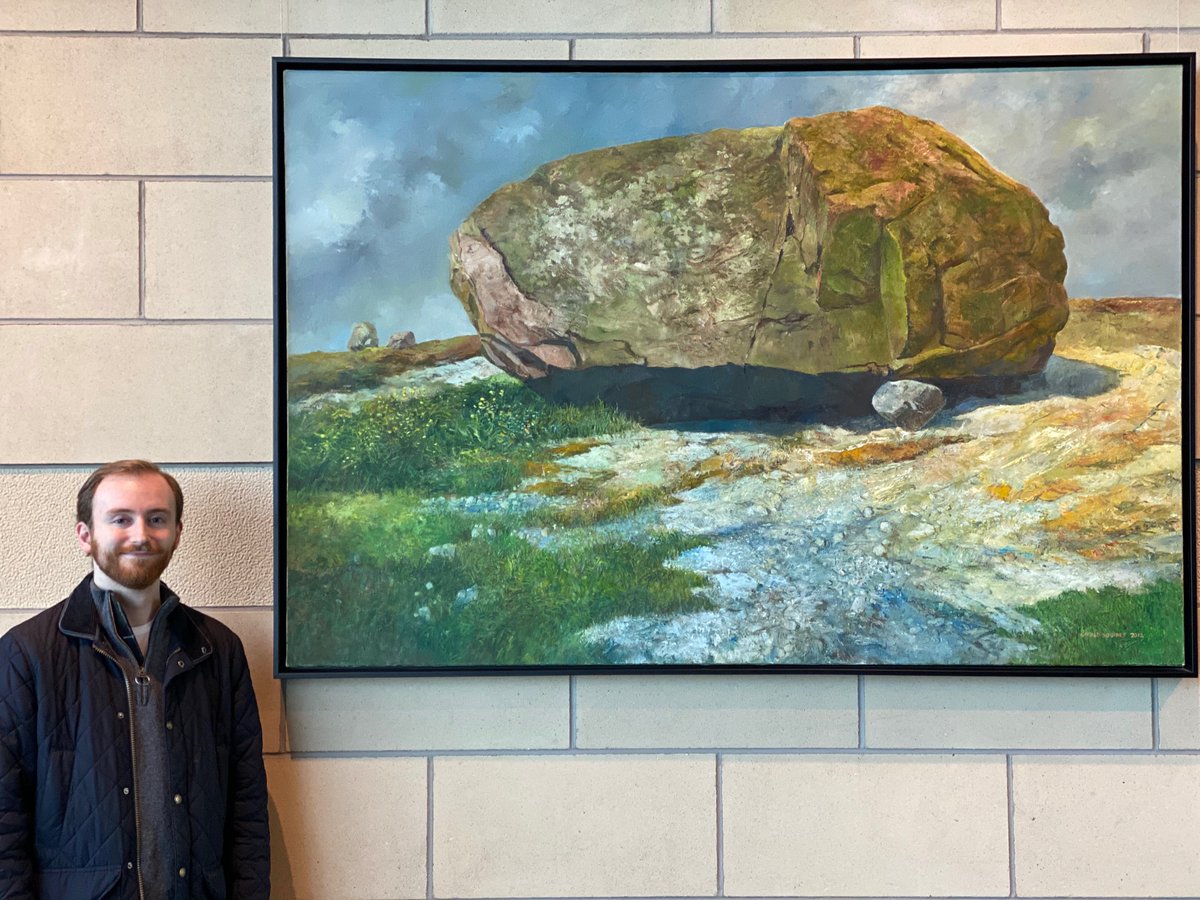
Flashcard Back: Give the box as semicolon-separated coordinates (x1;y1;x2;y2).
0;575;270;899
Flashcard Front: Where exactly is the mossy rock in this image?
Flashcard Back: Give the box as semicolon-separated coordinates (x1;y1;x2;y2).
450;106;1068;382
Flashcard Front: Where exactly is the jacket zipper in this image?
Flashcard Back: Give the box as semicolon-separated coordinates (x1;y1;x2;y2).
94;644;147;900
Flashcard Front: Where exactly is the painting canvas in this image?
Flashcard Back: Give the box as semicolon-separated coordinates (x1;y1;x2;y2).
275;55;1196;675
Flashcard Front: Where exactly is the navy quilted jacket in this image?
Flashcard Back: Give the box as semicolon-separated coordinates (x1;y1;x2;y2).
0;576;270;899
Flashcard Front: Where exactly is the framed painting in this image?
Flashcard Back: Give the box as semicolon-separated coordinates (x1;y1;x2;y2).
274;53;1197;676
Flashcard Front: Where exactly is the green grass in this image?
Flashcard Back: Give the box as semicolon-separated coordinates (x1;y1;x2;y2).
1004;579;1185;666
285;491;711;668
288;375;635;496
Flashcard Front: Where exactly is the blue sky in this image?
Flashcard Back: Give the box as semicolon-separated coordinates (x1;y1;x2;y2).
283;64;1185;353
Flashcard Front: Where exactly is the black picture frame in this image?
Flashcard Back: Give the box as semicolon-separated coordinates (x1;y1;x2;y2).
274;53;1197;677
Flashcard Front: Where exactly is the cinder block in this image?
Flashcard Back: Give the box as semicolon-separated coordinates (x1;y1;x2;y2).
0;324;272;463
1149;34;1200;148
145;0;425;34
1159;677;1200;748
433;755;715;897
288;37;568;58
1004;0;1200;29
267;756;427;900
1013;755;1200;895
575;36;854;60
0;37;276;175
431;0;710;35
864;676;1152;749
723;754;1010;896
715;0;994;33
862;31;1144;57
0;1;136;31
284;677;568;751
0;181;138;319
200;608;281;754
0;466;273;608
575;674;858;748
144;181;273;319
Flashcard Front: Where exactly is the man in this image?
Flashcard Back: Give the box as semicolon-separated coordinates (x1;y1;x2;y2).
0;460;270;899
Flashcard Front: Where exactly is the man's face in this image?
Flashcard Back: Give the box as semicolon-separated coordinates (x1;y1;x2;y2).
76;473;183;590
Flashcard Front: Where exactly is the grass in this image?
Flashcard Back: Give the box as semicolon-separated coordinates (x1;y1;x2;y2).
285;491;711;668
1003;579;1185;666
288;375;635;496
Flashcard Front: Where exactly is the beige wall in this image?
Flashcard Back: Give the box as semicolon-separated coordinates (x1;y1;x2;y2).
1;1;1198;897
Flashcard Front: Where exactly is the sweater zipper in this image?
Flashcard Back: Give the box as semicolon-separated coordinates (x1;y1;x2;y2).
94;644;147;900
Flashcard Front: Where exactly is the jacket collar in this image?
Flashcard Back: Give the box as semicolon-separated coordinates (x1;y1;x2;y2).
58;573;215;666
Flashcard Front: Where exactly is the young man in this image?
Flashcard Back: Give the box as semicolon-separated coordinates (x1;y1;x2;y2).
0;460;270;899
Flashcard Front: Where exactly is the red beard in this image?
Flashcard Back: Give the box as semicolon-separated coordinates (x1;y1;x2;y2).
92;541;176;590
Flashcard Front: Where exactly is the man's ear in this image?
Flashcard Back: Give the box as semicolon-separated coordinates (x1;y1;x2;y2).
75;521;93;554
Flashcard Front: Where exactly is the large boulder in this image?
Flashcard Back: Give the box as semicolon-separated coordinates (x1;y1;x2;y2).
450;106;1068;388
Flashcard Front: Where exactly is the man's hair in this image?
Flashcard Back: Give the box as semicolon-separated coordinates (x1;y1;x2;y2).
76;459;184;527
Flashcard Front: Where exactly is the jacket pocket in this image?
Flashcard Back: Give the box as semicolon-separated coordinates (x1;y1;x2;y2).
37;865;122;899
200;864;228;900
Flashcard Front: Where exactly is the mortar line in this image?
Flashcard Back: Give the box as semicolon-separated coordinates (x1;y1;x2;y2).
138;180;146;318
426;756;435;900
857;675;866;748
425;0;432;37
569;675;578;748
853;35;861;58
996;0;1002;31
0;317;273;325
0;174;273;182
569;37;576;61
1143;30;1152;52
279;747;1200;759
710;0;716;34
1151;678;1161;749
1006;754;1017;897
715;753;725;897
136;0;143;32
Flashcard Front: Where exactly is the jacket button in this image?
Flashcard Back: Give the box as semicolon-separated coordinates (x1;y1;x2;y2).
122;787;130;795
174;793;183;805
201;646;209;654
177;660;185;668
178;867;187;878
117;711;125;720
165;721;174;730
126;862;133;870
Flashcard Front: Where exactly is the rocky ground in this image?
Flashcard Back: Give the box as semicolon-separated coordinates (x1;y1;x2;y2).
293;298;1186;666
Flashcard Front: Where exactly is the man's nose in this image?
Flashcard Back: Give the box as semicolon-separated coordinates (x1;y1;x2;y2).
128;519;149;543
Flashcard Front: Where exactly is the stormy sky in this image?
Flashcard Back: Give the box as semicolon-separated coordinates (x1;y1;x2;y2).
282;64;1185;354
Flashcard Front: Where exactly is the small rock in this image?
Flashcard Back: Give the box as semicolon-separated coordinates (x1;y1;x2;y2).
862;506;874;518
454;586;478;610
387;330;416;349
872;380;945;431
415;606;431;621
424;581;434;590
428;543;457;559
879;521;893;534
347;321;378;351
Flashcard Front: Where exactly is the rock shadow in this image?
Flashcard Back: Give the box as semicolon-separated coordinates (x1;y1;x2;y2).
938;355;1121;420
523;355;1121;428
526;364;885;426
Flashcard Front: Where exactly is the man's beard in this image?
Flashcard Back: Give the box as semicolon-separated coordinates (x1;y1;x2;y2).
92;541;176;590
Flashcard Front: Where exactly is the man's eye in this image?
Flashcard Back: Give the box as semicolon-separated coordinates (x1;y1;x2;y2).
112;516;130;526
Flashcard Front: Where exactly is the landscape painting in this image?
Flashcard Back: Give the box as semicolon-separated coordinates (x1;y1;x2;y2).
276;56;1196;674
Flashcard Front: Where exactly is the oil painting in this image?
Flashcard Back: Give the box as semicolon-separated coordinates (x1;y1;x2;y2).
276;56;1196;674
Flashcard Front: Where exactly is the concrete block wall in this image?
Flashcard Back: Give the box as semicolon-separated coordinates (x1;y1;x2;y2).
1;0;1197;897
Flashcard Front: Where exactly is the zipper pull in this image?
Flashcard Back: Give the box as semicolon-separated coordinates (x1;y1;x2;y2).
135;670;150;706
